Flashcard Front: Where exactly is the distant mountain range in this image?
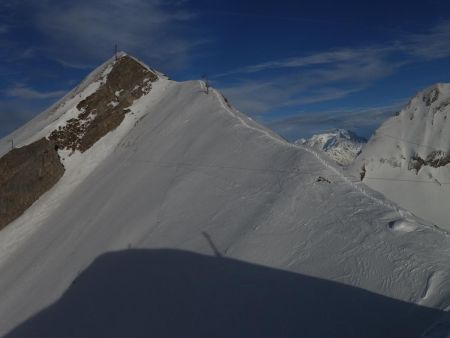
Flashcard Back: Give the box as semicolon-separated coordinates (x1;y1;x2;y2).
295;129;366;166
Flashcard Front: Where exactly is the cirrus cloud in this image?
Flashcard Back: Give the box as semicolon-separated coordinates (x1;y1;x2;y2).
217;20;450;117
5;85;67;100
16;0;203;71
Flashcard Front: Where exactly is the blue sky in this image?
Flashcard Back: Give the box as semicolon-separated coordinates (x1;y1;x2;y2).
2;0;450;140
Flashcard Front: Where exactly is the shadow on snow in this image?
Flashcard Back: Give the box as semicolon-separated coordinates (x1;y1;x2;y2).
6;249;445;338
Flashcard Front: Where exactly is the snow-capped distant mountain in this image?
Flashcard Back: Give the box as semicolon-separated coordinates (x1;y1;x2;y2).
0;54;449;338
296;129;366;166
352;83;450;231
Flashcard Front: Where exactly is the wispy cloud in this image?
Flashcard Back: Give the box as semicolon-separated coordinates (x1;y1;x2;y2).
220;55;393;114
18;0;203;70
402;21;450;59
268;101;406;140
5;85;66;100
0;0;205;71
218;21;450;77
217;20;450;115
215;47;392;78
51;58;93;70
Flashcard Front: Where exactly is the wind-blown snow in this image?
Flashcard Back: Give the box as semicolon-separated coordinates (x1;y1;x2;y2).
0;58;449;337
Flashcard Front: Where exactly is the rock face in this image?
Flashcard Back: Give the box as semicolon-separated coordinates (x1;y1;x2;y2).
409;151;450;173
0;138;65;230
49;55;158;152
0;54;158;230
352;83;450;230
296;129;366;166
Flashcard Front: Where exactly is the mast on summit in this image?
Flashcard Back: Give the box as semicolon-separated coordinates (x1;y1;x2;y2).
202;74;210;94
114;44;118;61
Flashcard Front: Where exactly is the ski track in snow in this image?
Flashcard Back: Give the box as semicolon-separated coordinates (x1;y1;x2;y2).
205;81;449;237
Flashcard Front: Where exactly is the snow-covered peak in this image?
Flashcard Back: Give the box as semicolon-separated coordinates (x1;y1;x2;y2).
0;54;161;157
414;83;450;108
0;53;168;231
296;129;366;166
355;82;450;173
392;83;450;158
353;83;450;230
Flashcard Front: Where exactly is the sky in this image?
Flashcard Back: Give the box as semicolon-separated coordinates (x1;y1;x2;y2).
2;0;450;141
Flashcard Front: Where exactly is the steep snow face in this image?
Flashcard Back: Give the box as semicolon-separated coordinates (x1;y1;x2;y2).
296;129;366;166
353;84;450;231
0;59;449;337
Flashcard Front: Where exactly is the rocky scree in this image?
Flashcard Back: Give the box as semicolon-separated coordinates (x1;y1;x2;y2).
49;55;158;152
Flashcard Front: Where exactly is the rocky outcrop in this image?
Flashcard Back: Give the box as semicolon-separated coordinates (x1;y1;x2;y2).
49;55;158;152
409;151;450;173
0;138;65;230
423;87;440;106
0;55;158;230
360;165;366;181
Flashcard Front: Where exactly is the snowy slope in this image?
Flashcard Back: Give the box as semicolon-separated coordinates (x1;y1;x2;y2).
352;84;450;231
296;129;366;166
0;56;449;337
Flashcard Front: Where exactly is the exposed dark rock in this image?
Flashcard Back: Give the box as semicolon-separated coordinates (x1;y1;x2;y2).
423;88;440;106
409;151;450;173
49;55;158;153
316;176;331;183
0;138;65;230
360;165;366;181
221;94;232;110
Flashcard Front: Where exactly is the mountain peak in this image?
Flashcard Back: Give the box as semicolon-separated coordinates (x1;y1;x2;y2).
405;83;450;111
116;50;128;58
295;129;366;166
0;52;161;229
49;54;158;152
353;82;450;230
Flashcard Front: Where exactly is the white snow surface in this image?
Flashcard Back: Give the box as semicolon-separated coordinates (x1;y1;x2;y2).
296;129;366;166
352;84;450;231
0;58;449;337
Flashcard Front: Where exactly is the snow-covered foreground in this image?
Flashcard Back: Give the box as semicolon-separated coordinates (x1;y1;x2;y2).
0;57;449;337
3;249;448;338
